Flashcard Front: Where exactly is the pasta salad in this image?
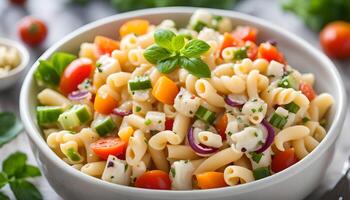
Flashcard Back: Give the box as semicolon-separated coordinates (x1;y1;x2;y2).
34;10;334;190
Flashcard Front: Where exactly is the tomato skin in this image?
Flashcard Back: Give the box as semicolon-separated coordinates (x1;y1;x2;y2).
9;0;26;5
245;41;258;60
320;21;350;58
59;58;93;96
90;137;126;160
135;170;171;190
215;114;228;140
18;16;47;46
220;32;244;53
233;26;258;42
257;42;285;63
299;82;316;101
271;148;298;173
165;118;174;130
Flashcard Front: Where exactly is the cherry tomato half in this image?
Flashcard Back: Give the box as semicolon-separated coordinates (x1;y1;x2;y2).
215;114;228;140
59;58;93;96
257;42;285;63
320;21;350;59
165;118;174;131
135;170;171;190
90;137;126;160
271;148;298;173
299;82;316;101
18;16;47;46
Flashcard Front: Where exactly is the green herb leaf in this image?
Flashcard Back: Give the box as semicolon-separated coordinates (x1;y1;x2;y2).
15;165;41;179
0;172;8;189
0;112;23;148
170;167;176;177
9;179;43;200
51;52;76;76
34;60;60;87
0;192;10;200
156;56;179;74
143;45;172;64
2;152;27;178
154;29;176;50
250;152;263;163
171;35;185;51
179;57;211;78
181;39;210;58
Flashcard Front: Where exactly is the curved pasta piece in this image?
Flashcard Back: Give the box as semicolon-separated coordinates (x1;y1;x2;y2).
170;160;195;190
274;125;310;151
148;146;169;172
107;72;132;91
76;128;100;163
195;79;225;107
224;165;254;185
178;68;198;94
172;113;191;143
246;70;269;99
148;130;181;150
81;161;106;177
167;145;200;160
126;130;148;166
308;93;334;121
305;121;326;142
37;88;71;108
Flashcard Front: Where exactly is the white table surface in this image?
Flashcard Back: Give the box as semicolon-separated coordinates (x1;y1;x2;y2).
0;0;349;199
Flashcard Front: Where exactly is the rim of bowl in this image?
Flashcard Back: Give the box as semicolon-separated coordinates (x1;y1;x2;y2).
20;7;347;197
0;37;29;79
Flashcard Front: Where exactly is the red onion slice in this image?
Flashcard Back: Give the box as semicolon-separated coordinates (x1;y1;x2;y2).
68;90;91;101
187;127;218;154
255;119;275;153
113;108;132;117
224;94;247;107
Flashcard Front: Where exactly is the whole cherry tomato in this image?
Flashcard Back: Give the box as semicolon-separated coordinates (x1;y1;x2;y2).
135;170;171;190
320;21;350;59
18;16;47;46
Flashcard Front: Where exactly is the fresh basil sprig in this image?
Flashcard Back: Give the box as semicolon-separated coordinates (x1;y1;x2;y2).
0;112;23;148
0;152;42;200
143;29;211;78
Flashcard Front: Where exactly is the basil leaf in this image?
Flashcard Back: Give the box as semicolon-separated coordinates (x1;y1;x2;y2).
0;172;8;189
156;56;179;74
15;165;41;179
154;29;176;50
0;192;10;200
171;35;185;51
9;180;43;200
3;152;27;178
51;52;76;76
0;112;23;148
179;57;211;78
34;60;60;87
181;39;210;58
143;45;172;64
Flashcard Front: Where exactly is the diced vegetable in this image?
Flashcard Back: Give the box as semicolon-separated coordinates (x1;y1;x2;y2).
215;114;228;140
250;152;263;163
253;167;270;180
283;102;300;114
58;104;92;130
94;36;120;55
271;148;298;173
165;118;174;130
269;112;287;129
119;19;149;37
93;116;116;136
220;32;243;53
36;106;64;126
51;52;77;76
128;76;152;91
195;106;216;124
118;126;134;142
94;88;119;115
152;76;179;105
257;42;285;63
299;82;316;101
66;148;81;162
196;172;227;189
90;137;126;160
135;170;171;190
233;26;258;42
278;75;298;89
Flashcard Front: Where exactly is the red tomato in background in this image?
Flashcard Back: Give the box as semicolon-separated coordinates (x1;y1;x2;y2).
18;16;47;46
271;148;298;173
90;137;126;160
233;26;258;42
165;118;174;130
299;82;316;101
320;21;350;59
59;58;93;96
257;42;285;63
9;0;26;5
135;170;171;190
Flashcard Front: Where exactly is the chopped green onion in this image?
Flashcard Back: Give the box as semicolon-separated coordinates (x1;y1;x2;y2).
193;21;208;32
233;47;248;60
302;117;310;123
144;119;152;126
269;113;287;129
195;106;216;124
278;75;298;89
250;152;263;163
170;167;176;177
253;167;270;180
66;148;81;162
36;106;64;126
93;116;116;136
283;102;300;114
128;76;152;91
58;104;92;130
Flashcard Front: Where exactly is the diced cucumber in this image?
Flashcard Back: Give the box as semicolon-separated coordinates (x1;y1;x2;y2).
284;102;300;114
58;104;92;130
278;75;298;89
128;76;152;91
66;148;81;162
93;116;116;136
37;106;64;126
269;112;287;129
253;167;270;180
195;106;216;124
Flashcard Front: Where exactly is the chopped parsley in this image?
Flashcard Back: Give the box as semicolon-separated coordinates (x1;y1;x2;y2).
251;108;257;113
144;119;152;126
228;131;233;136
170;167;176;177
124;164;129;172
250;152;263;163
135;106;141;112
258;106;263;112
302;117;310;123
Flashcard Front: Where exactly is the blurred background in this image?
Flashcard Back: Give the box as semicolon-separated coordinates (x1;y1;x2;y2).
0;0;349;199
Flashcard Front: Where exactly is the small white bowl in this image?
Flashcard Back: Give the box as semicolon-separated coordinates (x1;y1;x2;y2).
20;7;347;200
0;37;29;90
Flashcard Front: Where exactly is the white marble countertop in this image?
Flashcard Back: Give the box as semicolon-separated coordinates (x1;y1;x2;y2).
0;0;349;199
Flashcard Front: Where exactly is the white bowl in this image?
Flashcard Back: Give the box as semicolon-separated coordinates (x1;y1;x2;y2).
0;37;29;90
20;7;347;200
